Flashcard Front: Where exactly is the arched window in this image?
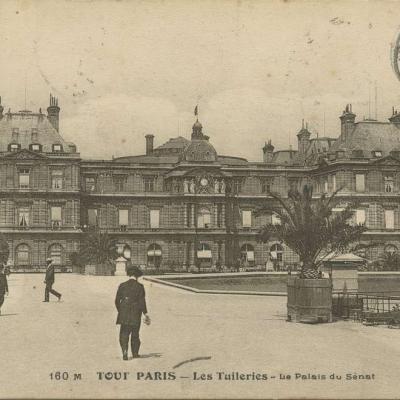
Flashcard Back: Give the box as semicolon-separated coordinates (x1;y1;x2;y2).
147;244;162;269
270;243;284;263
49;244;63;266
123;245;131;260
240;244;255;266
16;244;30;266
197;207;211;228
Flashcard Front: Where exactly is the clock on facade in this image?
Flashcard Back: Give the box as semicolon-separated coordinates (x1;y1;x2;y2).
200;178;208;187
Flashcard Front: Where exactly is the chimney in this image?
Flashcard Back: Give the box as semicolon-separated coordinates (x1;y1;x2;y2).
297;119;311;163
262;140;274;163
0;96;3;120
145;134;154;155
47;93;60;132
389;107;400;126
339;104;356;141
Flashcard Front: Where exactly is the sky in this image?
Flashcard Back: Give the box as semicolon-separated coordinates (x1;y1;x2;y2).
0;0;400;161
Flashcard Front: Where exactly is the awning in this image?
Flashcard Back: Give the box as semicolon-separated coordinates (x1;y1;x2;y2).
148;249;162;256
197;250;212;258
246;251;254;261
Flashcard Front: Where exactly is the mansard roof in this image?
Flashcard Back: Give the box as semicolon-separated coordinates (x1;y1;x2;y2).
330;120;400;158
153;136;189;155
0;111;76;153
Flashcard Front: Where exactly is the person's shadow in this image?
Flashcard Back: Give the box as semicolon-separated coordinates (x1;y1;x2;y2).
133;353;162;359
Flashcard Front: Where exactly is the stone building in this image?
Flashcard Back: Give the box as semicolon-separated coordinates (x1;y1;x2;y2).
3;95;400;272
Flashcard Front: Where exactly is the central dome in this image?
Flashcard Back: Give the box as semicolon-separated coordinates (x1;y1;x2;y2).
181;139;218;162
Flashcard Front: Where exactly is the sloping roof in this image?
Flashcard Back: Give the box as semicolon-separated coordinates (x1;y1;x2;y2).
272;150;299;165
154;136;189;150
322;253;367;263
330;121;400;158
113;154;179;164
0;111;75;153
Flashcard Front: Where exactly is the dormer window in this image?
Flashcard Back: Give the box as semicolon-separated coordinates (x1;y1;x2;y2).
372;150;382;158
52;144;63;153
31;128;38;142
12;128;19;142
29;144;42;152
9;143;21;152
352;149;364;158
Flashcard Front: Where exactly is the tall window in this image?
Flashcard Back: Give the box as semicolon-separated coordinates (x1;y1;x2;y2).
143;176;156;192
232;179;242;194
85;177;96;192
355;209;366;225
323;179;328;193
118;209;129;231
332;174;336;192
197;207;211;228
150;209;160;229
270;243;284;263
384;176;394;193
261;178;272;193
18;207;30;228
49;244;62;266
147;244;162;268
16;244;30;266
19;168;30;189
242;210;252;228
87;209;98;227
217;204;223;228
240;244;255;265
51;206;62;228
114;176;126;192
385;209;395;229
355;174;365;192
197;243;212;259
51;170;63;189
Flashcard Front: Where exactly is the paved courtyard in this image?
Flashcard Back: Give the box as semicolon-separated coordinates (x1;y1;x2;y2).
1;273;400;399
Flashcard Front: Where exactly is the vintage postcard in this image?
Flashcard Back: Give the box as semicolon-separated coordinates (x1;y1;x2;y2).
1;0;400;399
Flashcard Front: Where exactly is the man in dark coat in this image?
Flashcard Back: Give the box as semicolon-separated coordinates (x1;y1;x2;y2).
0;264;9;315
44;258;62;302
115;265;150;360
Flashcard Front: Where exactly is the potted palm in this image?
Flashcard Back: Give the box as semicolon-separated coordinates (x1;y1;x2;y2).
79;230;118;276
259;185;366;323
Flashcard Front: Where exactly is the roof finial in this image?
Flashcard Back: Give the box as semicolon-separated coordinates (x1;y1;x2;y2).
302;119;304;129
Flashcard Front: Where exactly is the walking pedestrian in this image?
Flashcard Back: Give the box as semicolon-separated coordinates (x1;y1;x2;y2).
0;264;9;315
115;265;150;360
43;258;62;302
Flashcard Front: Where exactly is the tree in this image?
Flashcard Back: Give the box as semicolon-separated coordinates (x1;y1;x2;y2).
79;230;118;265
258;185;367;276
0;234;9;265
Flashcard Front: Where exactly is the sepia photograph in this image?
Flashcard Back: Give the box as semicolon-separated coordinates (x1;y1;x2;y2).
1;0;400;399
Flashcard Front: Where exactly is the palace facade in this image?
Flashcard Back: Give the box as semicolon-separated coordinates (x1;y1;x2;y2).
2;95;400;272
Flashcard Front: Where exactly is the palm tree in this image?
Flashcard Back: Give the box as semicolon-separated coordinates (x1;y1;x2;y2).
80;230;118;266
259;185;367;277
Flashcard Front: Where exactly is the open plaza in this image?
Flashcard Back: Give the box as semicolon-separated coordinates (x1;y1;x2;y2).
1;273;400;399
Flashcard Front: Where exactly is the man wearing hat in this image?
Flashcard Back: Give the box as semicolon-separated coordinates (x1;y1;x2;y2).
43;258;62;302
115;265;150;360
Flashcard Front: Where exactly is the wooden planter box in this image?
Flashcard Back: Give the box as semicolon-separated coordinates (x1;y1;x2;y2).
287;276;333;323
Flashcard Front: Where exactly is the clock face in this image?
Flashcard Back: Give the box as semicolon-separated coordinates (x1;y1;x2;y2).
200;178;208;187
